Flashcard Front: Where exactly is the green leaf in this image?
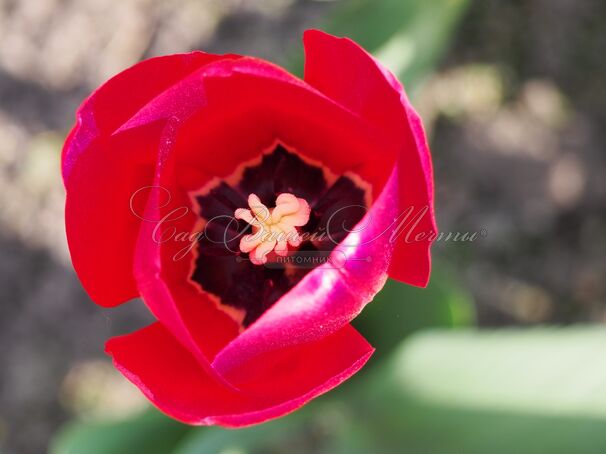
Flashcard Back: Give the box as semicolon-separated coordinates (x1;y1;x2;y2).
50;409;191;454
53;328;606;454
175;328;606;454
351;263;475;358
174;415;308;454
291;0;470;92
387;327;606;417
353;327;606;454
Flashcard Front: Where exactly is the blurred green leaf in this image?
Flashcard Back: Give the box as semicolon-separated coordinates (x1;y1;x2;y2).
179;328;606;454
50;409;191;454
385;327;606;417
52;328;606;454
173;399;378;454
174;415;308;454
348;327;606;454
328;0;469;90
291;0;470;93
352;263;475;358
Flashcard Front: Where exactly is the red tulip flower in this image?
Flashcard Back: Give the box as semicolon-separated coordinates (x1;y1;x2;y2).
62;30;436;426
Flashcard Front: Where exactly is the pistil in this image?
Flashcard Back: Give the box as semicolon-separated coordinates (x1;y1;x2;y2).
235;193;311;265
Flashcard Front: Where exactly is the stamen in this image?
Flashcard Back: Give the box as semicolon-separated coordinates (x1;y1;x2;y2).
235;193;311;265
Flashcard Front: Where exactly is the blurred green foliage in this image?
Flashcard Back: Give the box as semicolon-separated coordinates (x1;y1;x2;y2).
352;266;475;359
52;328;606;454
291;0;470;92
50;410;190;454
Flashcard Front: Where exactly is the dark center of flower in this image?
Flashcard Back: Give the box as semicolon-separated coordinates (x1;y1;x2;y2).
190;145;368;327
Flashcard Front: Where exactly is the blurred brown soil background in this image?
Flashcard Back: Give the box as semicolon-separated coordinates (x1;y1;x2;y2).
0;0;605;453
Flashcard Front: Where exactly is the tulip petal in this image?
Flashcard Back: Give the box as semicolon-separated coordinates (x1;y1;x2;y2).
63;52;238;307
212;163;400;374
206;32;436;372
140;57;399;333
106;321;373;426
178;57;395;192
131;122;240;382
303;29;436;287
64;123;166;307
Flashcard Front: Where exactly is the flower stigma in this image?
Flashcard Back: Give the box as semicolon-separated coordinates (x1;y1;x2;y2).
234;193;311;265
